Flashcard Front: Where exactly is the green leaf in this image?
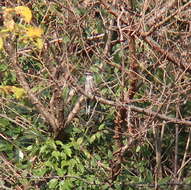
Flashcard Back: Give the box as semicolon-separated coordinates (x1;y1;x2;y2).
47;139;57;150
60;152;67;160
48;179;58;189
76;137;83;145
61;160;69;168
77;163;84;173
136;145;141;153
0;63;8;71
45;160;53;167
89;134;96;143
33;168;47;177
83;150;91;159
59;180;73;190
158;176;171;185
64;146;72;157
98;124;105;130
0;142;13;152
62;87;69;100
95;132;101;139
52;151;61;159
56;168;65;177
40;145;47;154
55;140;64;146
0;118;10;127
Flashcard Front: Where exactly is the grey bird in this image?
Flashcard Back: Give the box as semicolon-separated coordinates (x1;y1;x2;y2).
85;72;94;115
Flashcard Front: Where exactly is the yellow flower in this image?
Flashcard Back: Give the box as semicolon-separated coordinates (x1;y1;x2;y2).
26;27;43;38
15;6;32;23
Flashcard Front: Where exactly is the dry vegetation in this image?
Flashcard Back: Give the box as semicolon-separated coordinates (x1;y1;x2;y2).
0;0;191;189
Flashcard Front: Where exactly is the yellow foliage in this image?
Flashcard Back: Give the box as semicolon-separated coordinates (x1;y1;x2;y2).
3;8;15;14
26;27;43;38
35;38;44;49
0;37;3;50
15;6;32;23
0;86;26;99
1;6;43;50
4;19;15;31
3;8;15;31
0;86;12;95
12;86;26;99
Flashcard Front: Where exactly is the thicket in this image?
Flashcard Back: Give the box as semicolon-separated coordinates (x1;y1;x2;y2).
0;0;191;189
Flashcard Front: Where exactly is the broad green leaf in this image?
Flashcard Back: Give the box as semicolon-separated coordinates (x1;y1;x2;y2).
98;124;105;130
52;151;61;159
76;137;83;145
60;152;67;160
32;168;47;177
55;140;64;147
83;150;91;159
48;179;58;189
61;160;69;168
136;145;141;153
56;168;65;177
0;63;8;71
0;118;10;127
89;134;96;143
59;180;73;190
64;146;72;157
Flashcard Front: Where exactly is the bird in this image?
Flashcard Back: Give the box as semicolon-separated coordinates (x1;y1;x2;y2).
85;72;94;115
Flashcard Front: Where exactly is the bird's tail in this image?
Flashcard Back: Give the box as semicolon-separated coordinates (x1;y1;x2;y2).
86;99;91;115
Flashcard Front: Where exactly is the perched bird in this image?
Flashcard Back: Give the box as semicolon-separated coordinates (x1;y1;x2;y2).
85;72;94;115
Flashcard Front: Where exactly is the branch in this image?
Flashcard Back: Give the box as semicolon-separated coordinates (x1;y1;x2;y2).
144;36;191;74
99;0;191;74
65;95;85;125
4;38;58;134
67;76;191;127
141;1;191;37
144;0;178;27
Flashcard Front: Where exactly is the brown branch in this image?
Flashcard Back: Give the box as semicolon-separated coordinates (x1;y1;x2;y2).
145;0;178;27
65;95;85;125
126;3;138;100
99;0;191;75
73;80;191;127
111;1;127;182
65;70;191;126
177;128;191;180
4;37;58;135
49;65;66;133
141;1;191;37
144;36;191;74
153;123;162;185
